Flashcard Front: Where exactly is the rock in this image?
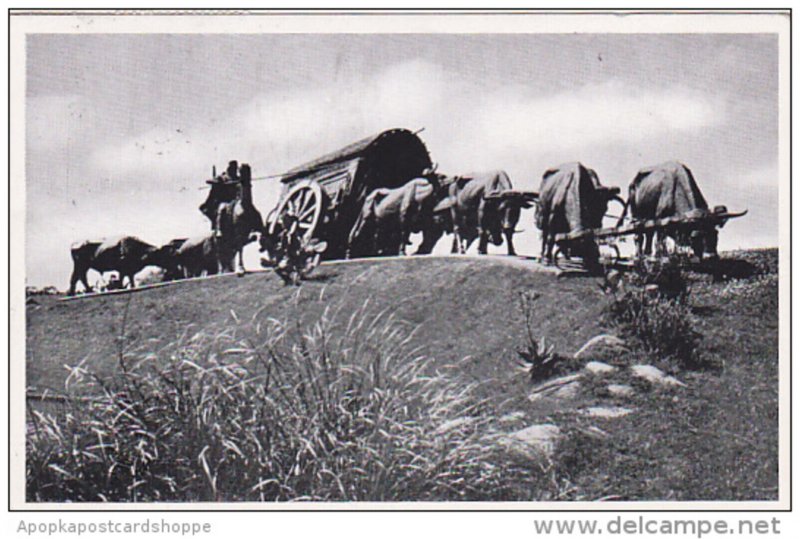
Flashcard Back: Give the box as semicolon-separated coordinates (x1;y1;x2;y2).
573;334;627;359
607;383;635;397
581;406;634;419
502;424;561;459
529;373;582;403
584;361;617;375
582;425;611;439
631;364;687;388
498;411;525;425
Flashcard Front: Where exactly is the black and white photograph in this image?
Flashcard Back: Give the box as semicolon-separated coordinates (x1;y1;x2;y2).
10;9;790;509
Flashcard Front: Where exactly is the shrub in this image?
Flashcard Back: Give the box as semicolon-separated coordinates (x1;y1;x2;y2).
598;254;708;369
629;255;690;302
607;290;702;367
27;304;545;502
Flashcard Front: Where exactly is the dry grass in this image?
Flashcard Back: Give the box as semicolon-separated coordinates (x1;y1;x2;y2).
27;302;547;502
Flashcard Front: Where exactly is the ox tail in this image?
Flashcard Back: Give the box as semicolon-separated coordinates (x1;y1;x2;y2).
535;204;546;231
616;187;633;228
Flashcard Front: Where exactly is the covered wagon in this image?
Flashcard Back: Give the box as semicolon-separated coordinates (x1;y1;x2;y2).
266;128;433;259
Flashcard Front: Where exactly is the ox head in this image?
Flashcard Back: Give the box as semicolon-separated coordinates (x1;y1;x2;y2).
141;239;186;278
483;190;537;245
682;206;745;259
420;164;451;194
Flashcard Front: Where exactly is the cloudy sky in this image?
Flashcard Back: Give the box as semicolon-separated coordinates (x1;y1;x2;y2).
26;33;778;287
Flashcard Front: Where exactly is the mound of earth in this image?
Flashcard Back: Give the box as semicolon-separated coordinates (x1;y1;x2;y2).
25;249;779;501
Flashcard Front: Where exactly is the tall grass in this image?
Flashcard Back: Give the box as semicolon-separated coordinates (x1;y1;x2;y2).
27;303;545;502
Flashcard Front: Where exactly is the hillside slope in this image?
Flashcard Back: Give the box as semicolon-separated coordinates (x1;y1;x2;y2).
26;251;780;501
28;257;603;396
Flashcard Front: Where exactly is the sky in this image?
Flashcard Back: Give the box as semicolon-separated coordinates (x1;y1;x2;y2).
26;33;779;288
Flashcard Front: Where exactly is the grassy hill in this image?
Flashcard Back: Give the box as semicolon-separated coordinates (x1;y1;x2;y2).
25;250;779;502
27;257;603;402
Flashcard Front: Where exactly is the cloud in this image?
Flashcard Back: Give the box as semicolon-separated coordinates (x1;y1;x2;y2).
473;81;724;158
89;60;447;183
27;94;95;152
89;60;724;191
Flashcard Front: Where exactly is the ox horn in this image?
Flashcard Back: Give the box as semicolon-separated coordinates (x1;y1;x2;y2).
722;209;748;219
715;209;748;227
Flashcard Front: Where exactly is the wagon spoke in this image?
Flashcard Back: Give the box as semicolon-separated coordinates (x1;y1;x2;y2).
294;194;308;216
298;202;316;221
269;180;322;242
294;189;307;213
295;193;309;217
303;189;316;212
285;197;298;216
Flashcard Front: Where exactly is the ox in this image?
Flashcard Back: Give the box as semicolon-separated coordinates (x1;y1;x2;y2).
617;161;744;259
146;238;188;281
347;175;447;257
535;162;622;268
68;236;159;295
174;235;219;278
448;171;534;255
199;161;264;274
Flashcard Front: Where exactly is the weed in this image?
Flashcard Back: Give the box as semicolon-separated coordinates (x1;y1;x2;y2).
516;291;578;381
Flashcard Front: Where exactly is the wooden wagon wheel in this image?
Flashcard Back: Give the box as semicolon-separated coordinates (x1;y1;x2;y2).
598;242;622;265
269;180;324;242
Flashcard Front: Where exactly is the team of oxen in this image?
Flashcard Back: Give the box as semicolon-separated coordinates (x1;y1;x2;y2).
68;159;731;295
68;161;263;295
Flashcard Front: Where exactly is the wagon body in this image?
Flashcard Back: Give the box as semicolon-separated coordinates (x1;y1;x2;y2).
269;128;433;259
